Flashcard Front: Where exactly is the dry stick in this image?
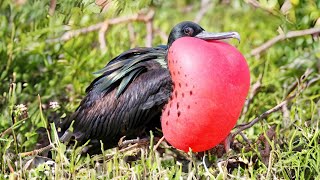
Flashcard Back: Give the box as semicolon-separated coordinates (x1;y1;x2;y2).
49;0;56;16
233;93;295;138
145;20;153;47
105;136;165;161
281;74;304;127
153;136;165;151
251;27;320;56
154;29;168;42
307;75;320;87
19;144;53;157
119;143;139;153
47;10;155;43
194;0;212;24
240;73;263;118
0;127;12;138
246;0;260;8
20;139;142;158
7;159;14;173
281;103;290;127
284;68;313;97
239;132;251;144
98;23;109;52
246;0;277;15
103;143;143;161
232;69;313;138
119;137;142;148
127;23;136;46
95;0;109;8
0;117;29;138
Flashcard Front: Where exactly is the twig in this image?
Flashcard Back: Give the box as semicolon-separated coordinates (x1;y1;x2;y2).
251;27;320;56
307;75;320;87
202;154;214;178
47;10;155;43
245;0;278;15
95;0;109;8
7;159;14;173
119;143;139;153
232;68;313;138
246;0;260;8
153;136;165;151
280;0;292;14
154;29;168;42
239;132;251;144
119;137;141;148
102;143;143;161
105;136;164;160
98;23;109;52
0;127;12;138
181;5;194;13
19;144;53;157
241;73;263;117
0;117;28;138
194;0;212;24
145;20;153;47
127;23;136;47
233;95;293;138
282;103;291;128
118;137;150;149
49;0;56;16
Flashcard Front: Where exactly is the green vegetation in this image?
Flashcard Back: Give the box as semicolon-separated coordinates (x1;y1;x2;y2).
1;0;320;179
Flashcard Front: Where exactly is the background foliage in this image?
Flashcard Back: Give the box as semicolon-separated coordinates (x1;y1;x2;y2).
0;0;319;179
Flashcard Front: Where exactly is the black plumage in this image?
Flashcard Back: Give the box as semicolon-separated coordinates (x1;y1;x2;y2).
59;46;170;153
58;21;240;154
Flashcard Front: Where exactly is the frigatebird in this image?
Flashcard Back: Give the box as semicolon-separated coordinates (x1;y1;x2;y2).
59;21;240;154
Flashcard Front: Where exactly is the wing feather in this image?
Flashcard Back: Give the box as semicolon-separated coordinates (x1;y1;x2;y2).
59;46;172;152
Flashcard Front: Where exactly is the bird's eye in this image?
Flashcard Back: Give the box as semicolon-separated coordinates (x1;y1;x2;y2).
183;27;194;36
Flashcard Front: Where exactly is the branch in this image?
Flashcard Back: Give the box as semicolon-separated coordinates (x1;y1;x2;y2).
7;159;14;173
194;0;212;24
0;126;13;138
251;27;320;56
245;0;277;15
0;117;28;138
241;73;263;117
232;68;313;138
47;10;155;43
145;20;153;47
127;23;136;47
281;102;290;128
153;136;165;151
49;0;56;16
98;22;109;52
233;94;293;138
154;28;168;42
19;144;53;157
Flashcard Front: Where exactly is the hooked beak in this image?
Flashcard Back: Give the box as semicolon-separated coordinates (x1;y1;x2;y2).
195;31;240;42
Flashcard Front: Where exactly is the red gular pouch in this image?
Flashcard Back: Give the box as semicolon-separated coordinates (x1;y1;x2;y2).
162;37;250;152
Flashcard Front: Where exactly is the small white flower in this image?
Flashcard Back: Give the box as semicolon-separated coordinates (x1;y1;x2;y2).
49;101;60;109
15;104;28;118
16;104;27;112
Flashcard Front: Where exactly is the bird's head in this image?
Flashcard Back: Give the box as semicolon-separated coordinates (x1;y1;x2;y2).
167;21;240;47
